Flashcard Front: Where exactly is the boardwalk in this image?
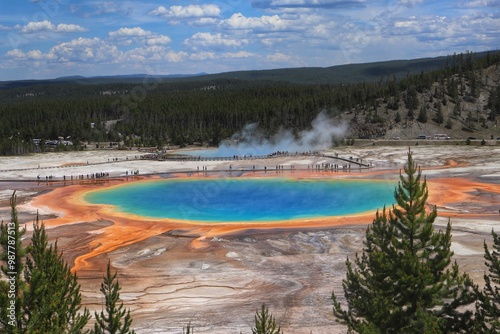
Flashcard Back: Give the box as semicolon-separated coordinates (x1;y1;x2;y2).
148;151;371;168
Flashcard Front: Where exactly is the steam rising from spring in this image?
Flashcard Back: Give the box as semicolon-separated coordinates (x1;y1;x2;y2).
214;111;348;157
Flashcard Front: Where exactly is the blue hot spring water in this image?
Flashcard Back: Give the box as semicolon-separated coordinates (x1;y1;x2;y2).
84;178;396;223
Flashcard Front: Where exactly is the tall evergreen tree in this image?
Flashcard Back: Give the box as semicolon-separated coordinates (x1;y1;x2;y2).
252;304;283;334
0;192;28;332
0;193;90;333
394;111;402;123
332;151;476;333
91;261;135;334
405;86;419;116
475;230;500;333
434;103;444;125
23;217;91;333
417;106;428;123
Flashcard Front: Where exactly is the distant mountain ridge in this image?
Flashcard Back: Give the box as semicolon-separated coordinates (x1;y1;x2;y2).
0;73;208;90
55;73;209;80
1;51;496;90
199;56;451;84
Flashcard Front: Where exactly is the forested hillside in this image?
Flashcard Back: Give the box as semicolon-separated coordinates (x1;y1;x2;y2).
0;51;499;155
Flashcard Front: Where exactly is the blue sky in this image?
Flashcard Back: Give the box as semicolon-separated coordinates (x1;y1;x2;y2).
0;0;498;80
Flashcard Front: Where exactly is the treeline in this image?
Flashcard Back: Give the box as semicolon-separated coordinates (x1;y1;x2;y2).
0;51;499;155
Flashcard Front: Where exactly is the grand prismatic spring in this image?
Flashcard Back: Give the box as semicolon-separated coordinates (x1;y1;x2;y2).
84;178;396;222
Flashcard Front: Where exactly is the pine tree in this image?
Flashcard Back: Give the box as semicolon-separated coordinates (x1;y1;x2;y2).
0;192;28;332
406;108;415;121
434;103;444;125
405;86;419;116
475;230;500;333
0;193;90;333
394;111;402;123
332;150;476;333
417;106;428;123
23;217;91;333
252;304;283;334
92;261;135;334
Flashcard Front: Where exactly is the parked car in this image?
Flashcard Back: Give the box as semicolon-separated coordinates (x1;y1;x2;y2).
416;135;427;139
433;134;450;140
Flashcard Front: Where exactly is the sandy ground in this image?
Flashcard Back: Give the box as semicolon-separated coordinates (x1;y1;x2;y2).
1;145;500;334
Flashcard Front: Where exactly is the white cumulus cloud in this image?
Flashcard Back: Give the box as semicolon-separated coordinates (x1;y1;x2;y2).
220;13;291;32
55;23;89;33
146;35;172;46
20;21;88;33
5;49;55;60
48;37;121;63
222;51;253;58
149;4;221;25
108;27;171;46
189;51;217;60
122;46;188;63
150;4;220;18
183;32;248;50
6;49;28;58
266;52;292;62
109;27;151;37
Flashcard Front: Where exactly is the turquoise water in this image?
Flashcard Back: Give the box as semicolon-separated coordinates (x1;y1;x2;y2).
84;178;396;223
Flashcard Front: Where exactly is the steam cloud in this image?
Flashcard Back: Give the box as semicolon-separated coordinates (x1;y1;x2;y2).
214;111;348;157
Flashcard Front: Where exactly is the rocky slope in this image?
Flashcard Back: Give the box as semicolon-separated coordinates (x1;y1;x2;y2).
342;63;500;141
